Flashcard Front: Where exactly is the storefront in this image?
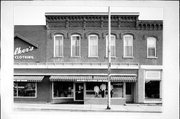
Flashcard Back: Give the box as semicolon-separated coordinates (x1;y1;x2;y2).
14;68;138;105
50;74;137;104
14;12;163;105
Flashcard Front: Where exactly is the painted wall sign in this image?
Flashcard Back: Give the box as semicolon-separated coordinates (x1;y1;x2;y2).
14;56;34;59
14;46;34;55
14;46;35;59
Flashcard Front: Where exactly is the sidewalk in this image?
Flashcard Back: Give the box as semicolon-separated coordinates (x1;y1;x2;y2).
14;103;162;113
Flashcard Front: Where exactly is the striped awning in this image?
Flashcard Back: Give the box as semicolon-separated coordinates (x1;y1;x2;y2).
50;76;92;82
50;75;136;82
94;76;137;82
14;76;44;82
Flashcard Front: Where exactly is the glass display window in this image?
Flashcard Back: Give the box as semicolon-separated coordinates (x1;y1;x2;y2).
14;82;36;98
53;82;74;98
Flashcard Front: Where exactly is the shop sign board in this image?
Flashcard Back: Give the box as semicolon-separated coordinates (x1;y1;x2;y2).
14;46;35;59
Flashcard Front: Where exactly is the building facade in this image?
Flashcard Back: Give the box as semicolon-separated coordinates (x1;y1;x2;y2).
14;12;163;105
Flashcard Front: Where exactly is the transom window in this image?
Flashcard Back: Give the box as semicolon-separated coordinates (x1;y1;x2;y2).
71;34;81;57
106;35;116;57
147;37;156;58
123;34;133;57
54;34;63;57
88;35;98;57
14;82;37;98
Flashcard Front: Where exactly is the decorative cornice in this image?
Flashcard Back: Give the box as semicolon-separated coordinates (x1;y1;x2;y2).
46;15;139;29
137;20;163;30
45;14;163;31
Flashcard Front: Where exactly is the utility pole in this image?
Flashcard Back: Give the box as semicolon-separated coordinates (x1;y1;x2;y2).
107;6;111;110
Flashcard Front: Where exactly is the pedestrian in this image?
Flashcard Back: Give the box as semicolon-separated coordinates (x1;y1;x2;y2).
94;85;100;97
100;83;106;98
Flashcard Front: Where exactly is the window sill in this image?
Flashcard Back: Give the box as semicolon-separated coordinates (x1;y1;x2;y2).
71;56;81;58
53;56;64;58
147;57;158;59
52;97;74;99
123;56;134;59
88;56;99;58
105;56;117;58
14;96;37;98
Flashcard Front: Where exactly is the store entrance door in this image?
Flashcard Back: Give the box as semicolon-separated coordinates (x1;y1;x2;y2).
126;83;134;103
75;83;84;101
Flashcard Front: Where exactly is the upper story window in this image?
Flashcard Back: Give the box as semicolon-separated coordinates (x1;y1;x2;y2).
106;35;116;57
147;37;156;58
88;34;98;57
123;34;133;58
54;34;63;57
71;34;81;57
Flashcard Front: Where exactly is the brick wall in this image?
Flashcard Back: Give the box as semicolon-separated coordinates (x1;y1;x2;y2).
46;29;162;65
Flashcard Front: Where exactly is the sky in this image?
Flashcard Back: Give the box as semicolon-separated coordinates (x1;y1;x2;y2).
14;6;163;25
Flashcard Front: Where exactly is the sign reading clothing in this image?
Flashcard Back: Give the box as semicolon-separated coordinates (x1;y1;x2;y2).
14;46;34;59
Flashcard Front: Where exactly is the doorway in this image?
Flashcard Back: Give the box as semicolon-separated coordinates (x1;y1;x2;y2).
75;83;84;101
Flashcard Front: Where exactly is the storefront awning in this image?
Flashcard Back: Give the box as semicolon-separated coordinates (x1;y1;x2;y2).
50;75;137;82
14;76;44;82
50;76;92;82
94;76;137;82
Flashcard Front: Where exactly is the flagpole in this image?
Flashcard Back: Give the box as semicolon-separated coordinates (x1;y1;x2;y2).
107;6;111;110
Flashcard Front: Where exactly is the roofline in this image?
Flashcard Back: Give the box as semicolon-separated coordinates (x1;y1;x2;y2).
45;12;140;16
14;33;39;48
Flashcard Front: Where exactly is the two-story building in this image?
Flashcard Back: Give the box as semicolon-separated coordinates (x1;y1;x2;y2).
14;12;163;105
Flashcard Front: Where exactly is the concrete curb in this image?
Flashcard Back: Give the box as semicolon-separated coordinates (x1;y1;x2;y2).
14;103;162;113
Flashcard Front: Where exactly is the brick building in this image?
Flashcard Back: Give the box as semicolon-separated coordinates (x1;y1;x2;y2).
14;12;163;105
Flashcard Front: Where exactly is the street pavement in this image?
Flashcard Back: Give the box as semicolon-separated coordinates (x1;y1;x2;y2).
14;103;162;113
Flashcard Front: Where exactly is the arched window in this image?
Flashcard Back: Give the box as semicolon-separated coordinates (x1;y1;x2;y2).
88;34;98;57
106;35;116;57
147;37;156;58
54;34;63;57
71;34;81;57
123;34;133;57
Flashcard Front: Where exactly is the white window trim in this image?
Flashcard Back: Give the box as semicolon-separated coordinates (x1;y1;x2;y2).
147;37;157;58
71;34;81;57
53;34;64;57
123;35;134;58
106;35;116;58
88;34;99;57
52;82;74;99
14;82;37;98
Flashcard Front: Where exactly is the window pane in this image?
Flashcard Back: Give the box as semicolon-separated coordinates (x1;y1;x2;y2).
148;48;155;57
126;83;132;95
106;35;116;56
86;82;107;98
111;82;123;98
89;35;98;57
145;81;160;99
15;82;36;97
55;35;63;57
72;35;80;57
53;82;73;97
125;46;133;56
86;82;123;98
147;37;156;57
124;35;133;57
14;82;18;96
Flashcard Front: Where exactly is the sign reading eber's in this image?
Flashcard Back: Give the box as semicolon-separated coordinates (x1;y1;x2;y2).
14;46;34;59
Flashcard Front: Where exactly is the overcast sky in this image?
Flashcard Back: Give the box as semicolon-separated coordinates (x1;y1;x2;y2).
14;6;163;25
